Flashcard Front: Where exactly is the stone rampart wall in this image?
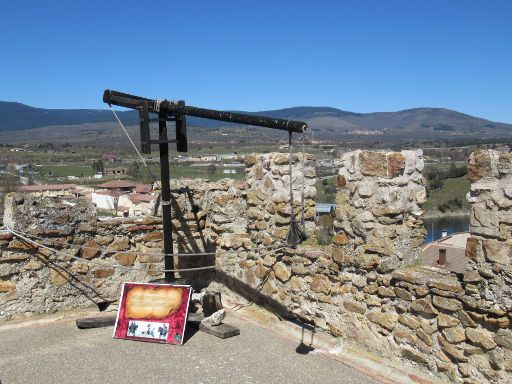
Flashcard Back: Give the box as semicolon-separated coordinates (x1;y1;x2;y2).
1;149;511;383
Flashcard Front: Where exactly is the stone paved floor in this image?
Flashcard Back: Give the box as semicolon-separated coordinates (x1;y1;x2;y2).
0;312;380;384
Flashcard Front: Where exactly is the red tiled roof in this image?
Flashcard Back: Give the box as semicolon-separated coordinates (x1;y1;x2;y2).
18;184;77;192
422;243;468;274
97;180;136;189
93;191;121;197
135;184;152;193
129;194;154;203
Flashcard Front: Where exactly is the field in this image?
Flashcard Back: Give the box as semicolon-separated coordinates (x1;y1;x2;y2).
35;165;96;178
30;162;244;185
422;176;471;214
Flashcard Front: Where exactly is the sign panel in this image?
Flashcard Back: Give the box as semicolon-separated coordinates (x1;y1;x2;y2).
113;282;192;345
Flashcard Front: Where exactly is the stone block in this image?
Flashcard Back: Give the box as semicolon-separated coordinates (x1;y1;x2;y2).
332;232;349;246
367;311;398;331
458;311;478;328
50;269;69;286
465;237;480;259
442;327;466;344
394;287;413;301
290;276;305;292
494;329;512;350
71;263;89;274
354;253;380;270
410;298;438;318
470;208;500;238
387;153;406;178
0;232;14;241
95;235;114;245
199;323;240;339
273;262;291;283
376;256;400;274
134;232;163;243
137;254;164;263
94;268;115;279
438;335;468;362
401;347;428;365
482;239;511;265
81;240;101;260
426;278;463;294
419;318;437;335
393;327;418;345
115;252;137;266
310;274;331;295
261;279;277;295
0;280;16;292
468;149;494;181
463;270;482;283
377;286;395;298
489;348;505;370
107;236;130;252
8;239;35;251
23;260;44;270
365;238;395;257
466;328;497;351
399;314;420;329
438;313;460;328
0;253;31;263
432;295;462;312
343;300;366;314
336;175;347;188
359;151;387;177
415;328;432;346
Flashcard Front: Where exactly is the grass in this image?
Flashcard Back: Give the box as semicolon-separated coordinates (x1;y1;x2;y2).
316;177;337;203
36;165;96;177
423;176;471;213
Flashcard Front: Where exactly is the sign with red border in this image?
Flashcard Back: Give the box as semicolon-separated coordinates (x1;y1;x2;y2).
113;282;192;345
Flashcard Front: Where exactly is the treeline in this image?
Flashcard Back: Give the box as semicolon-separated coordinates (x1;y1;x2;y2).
438;198;463;213
426;163;467;192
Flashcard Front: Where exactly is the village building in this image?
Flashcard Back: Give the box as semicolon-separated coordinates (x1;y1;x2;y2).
17;184;78;197
421;232;470;273
96;180;136;192
103;167;126;177
92;180;154;216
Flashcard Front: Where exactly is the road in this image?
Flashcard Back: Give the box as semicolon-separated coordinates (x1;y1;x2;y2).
0;311;380;384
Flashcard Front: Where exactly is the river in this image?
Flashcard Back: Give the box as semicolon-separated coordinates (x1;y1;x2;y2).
422;215;470;244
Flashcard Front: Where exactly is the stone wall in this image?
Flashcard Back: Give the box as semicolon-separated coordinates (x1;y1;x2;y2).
333;150;426;270
0;152;316;319
2;149;512;383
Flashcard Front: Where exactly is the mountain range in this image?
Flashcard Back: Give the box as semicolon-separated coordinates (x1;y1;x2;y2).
1;100;511;144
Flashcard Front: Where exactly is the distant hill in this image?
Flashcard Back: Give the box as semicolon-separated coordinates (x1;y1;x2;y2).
1;100;511;143
0;101;137;131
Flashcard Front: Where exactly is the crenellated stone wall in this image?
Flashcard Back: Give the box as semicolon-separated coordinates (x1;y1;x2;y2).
333;150;427;270
1;149;512;383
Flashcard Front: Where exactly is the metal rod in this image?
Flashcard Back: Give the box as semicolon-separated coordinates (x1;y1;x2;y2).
158;111;175;282
104;89;307;133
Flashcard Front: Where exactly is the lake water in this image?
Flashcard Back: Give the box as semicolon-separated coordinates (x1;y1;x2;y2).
422;215;470;244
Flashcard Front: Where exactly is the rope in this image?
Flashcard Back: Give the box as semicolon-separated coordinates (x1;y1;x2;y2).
5;226;285;258
7;227;284;273
285;130;306;247
300;126;307;229
288;131;294;212
109;106;161;190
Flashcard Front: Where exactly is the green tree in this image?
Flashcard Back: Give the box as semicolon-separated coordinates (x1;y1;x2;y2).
92;160;104;174
127;161;140;177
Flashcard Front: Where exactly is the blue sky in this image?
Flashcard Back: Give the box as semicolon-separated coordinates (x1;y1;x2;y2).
1;1;511;122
